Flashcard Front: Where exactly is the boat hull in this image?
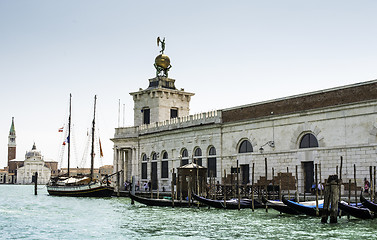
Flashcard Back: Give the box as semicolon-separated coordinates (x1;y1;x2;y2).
360;194;377;213
338;201;373;219
192;193;263;209
47;182;114;197
262;197;301;215
282;196;323;217
129;193;190;207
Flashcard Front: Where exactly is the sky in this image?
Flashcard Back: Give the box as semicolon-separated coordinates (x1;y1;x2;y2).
1;0;376;169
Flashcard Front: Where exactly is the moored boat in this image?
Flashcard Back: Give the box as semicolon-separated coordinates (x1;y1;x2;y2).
47;95;114;197
129;193;191;207
262;197;301;215
360;194;377;213
338;201;373;219
192;192;263;209
282;196;324;217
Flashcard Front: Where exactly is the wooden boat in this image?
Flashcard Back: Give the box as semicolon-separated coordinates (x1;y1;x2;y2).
282;196;324;217
338;201;374;219
192;192;263;209
129;193;190;207
360;194;377;213
262;197;300;215
47;95;114;197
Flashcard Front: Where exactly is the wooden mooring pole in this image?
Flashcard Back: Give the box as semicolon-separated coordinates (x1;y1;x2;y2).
223;169;227;208
237;160;240;211
321;175;340;223
295;165;299;203
354;164;357;205
131;176;135;205
34;172;38;195
252;163;255;212
315;164;319;216
265;158;268;213
171;169;175;208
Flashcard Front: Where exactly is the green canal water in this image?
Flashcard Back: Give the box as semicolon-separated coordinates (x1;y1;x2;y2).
1;185;377;240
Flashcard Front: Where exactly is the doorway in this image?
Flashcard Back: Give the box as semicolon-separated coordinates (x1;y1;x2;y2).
302;161;314;193
151;162;158;190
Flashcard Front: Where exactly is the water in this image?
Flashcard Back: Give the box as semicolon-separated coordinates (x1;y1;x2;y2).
1;185;377;240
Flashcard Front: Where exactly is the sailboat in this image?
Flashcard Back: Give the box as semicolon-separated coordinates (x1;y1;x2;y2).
47;94;114;197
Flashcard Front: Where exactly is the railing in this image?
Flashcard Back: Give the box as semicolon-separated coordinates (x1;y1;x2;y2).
114;110;222;138
139;110;222;134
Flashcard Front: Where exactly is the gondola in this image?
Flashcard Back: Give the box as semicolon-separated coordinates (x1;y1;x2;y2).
129;193;191;207
192;192;263;209
360;194;377;213
262;197;301;215
282;196;324;217
338;201;374;219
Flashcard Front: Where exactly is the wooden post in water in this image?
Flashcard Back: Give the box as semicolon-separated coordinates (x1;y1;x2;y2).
179;175;183;203
265;158;268;213
272;167;275;200
171;169;175;208
237;160;240;210
319;163;323;197
279;173;282;201
354;164;357;205
252;163;255;212
370;166;373;201
315;164;319;216
340;157;343;201
131;176;135;205
34;172;38;195
295;165;299;203
223;169;227;208
197;164;200;209
373;166;376;202
321;175;340;223
117;171;120;197
287;167;290;201
157;179;160;199
188;176;192;207
348;179;351;219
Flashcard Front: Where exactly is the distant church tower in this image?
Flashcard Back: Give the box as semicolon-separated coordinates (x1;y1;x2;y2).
130;37;194;126
8;117;16;166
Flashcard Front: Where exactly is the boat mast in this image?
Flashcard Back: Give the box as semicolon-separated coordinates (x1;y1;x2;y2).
90;95;97;181
67;93;72;178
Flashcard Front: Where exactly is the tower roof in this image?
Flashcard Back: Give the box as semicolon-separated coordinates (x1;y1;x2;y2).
9;117;15;135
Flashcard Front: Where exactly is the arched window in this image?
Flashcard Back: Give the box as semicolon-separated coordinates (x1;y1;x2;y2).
161;151;168;178
151;152;157;160
208;146;216;177
239;140;253;153
141;154;147;179
194;147;202;166
299;133;319;148
181;148;189;166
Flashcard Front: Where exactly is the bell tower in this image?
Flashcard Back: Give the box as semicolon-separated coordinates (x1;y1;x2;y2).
8;117;16;166
130;37;194;126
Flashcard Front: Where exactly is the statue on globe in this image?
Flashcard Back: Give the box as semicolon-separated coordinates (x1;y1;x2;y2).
154;37;172;78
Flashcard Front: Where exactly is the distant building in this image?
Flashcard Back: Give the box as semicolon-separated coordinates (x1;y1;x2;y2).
0;169;7;183
99;165;113;176
2;118;58;184
7;117;17;183
16;143;55;184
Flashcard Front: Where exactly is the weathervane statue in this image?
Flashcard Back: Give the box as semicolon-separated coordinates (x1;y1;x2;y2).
154;36;171;78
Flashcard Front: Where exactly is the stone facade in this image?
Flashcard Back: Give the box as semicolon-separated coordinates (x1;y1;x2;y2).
16;144;53;184
112;76;377;193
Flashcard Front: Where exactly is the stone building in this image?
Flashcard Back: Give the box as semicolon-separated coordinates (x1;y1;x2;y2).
2;118;59;184
112;46;377;193
16;143;55;184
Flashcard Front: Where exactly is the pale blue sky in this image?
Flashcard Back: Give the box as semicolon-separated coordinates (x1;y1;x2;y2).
1;1;376;168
